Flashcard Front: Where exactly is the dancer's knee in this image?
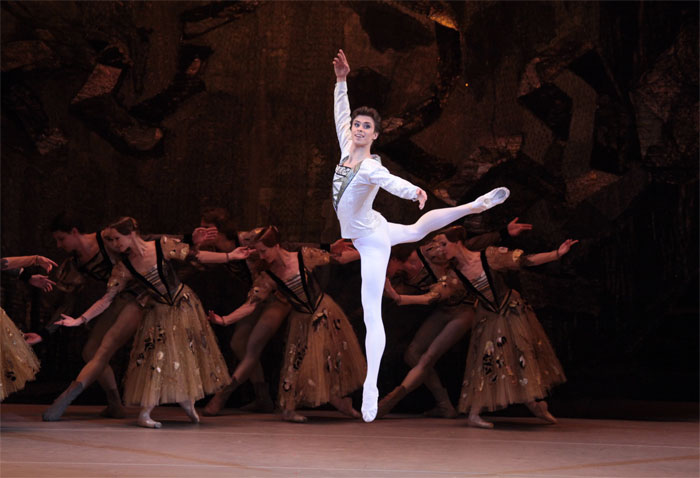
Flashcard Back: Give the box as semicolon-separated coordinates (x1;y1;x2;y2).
404;346;420;367
82;341;98;362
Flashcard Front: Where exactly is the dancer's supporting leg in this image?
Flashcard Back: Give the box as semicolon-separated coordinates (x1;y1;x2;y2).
352;226;392;423
378;312;472;418
230;313;273;412
202;301;290;416
43;302;142;421
80;313;125;418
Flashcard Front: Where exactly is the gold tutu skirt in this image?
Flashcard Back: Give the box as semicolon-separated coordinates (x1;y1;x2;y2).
458;290;566;414
1;308;40;401
279;295;366;410
123;285;231;407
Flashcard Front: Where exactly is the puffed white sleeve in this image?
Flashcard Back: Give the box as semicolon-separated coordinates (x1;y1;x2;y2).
334;81;353;159
362;161;419;201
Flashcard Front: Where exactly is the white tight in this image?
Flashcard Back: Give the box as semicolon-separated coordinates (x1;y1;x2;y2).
352;200;488;419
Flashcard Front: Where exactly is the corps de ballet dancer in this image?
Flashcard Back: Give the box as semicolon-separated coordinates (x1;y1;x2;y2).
433;226;576;428
1;255;56;401
56;217;250;428
209;226;366;423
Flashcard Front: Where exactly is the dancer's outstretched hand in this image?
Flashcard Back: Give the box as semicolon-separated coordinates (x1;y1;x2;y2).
208;310;227;326
333;49;350;81
35;256;58;273
507;217;533;237
228;246;252;261
29;274;55;292
415;188;427;210
56;314;84;327
24;332;42;345
557;239;579;258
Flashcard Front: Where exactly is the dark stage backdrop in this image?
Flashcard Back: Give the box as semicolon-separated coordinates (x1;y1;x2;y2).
2;1;698;415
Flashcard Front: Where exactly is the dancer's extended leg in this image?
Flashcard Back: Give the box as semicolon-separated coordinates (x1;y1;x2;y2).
202;301;289;416
43;303;142;421
387;187;510;246
378;315;471;418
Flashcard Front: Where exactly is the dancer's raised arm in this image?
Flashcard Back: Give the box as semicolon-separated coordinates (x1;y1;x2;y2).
333;49;352;159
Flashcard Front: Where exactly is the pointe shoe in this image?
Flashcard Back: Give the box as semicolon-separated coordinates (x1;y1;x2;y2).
180;402;200;424
473;187;510;212
531;401;558;424
361;385;379;423
42;381;85;421
467;414;494;429
423;401;458;419
282;409;308;423
137;416;162;429
376;386;408;419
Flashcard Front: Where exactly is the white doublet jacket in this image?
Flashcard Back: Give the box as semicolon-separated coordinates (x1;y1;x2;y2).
332;81;419;239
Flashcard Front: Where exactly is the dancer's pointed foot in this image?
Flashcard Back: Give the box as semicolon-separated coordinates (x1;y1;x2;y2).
137;409;162;429
282;409;308;423
527;401;558;424
202;380;236;416
42;381;85;421
361;385;379;423
99;403;127;419
423;401;458;419
330;396;361;419
473;187;510;212
376;385;408;419
239;382;274;413
467;413;494;429
179;400;200;424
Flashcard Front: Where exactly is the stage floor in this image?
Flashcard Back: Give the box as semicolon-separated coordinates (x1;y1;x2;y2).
1;404;698;477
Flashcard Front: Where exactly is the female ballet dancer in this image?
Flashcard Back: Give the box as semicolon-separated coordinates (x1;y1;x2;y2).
202;225;355;416
42;213;215;421
209;226;365;423
378;219;532;418
57;217;250;428
188;208;274;413
332;49;509;421
1;255;56;401
433;226;575;428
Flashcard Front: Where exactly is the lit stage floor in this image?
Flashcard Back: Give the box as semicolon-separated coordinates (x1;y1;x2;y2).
1;404;698;477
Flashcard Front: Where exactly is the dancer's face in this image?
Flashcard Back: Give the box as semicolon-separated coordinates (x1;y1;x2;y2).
254;241;280;264
432;234;459;261
423;239;448;264
351;115;378;147
103;228;131;254
53;229;81;253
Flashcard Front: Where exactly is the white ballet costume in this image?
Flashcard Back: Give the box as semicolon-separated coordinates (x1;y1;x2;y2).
332;81;509;422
